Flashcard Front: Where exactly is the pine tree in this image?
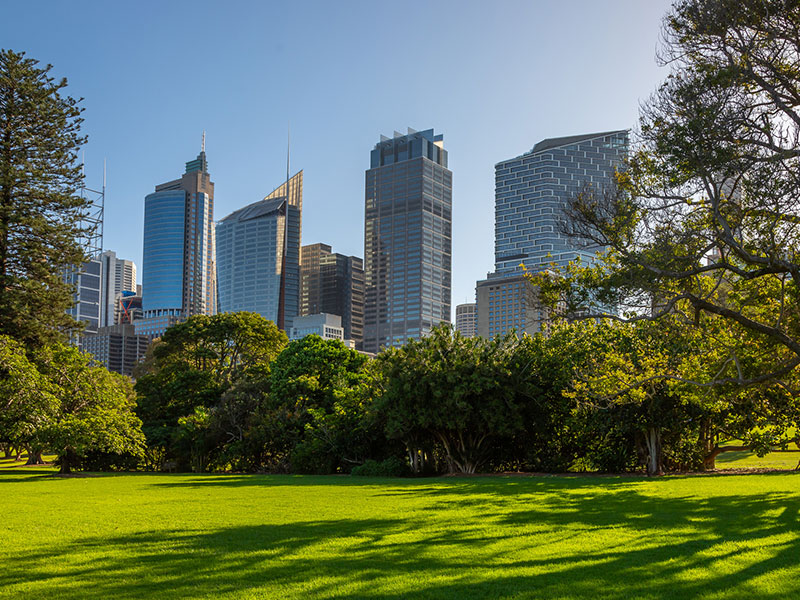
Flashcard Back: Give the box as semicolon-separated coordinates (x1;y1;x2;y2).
0;49;90;347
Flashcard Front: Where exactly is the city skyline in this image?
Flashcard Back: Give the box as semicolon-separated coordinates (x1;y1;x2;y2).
1;1;673;314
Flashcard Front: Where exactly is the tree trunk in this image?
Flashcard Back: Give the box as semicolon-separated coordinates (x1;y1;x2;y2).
703;445;750;470
644;427;663;476
60;449;77;474
698;418;716;470
25;447;44;465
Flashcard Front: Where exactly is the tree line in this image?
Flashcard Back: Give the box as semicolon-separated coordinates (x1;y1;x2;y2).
2;1;800;475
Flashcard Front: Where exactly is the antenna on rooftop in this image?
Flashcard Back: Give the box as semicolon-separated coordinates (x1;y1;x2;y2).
202;130;206;153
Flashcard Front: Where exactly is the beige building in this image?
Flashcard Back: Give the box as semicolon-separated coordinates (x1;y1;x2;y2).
475;274;548;338
455;303;476;337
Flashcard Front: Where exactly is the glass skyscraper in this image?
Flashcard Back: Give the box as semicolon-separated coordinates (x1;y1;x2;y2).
363;128;452;354
140;146;216;334
216;171;302;332
494;130;628;275
477;130;628;338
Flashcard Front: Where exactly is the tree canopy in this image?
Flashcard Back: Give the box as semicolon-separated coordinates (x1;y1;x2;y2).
0;49;91;347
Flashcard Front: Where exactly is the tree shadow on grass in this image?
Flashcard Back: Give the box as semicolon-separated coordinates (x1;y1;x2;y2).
3;483;800;599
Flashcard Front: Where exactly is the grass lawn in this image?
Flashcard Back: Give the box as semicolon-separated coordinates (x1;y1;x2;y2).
2;468;799;599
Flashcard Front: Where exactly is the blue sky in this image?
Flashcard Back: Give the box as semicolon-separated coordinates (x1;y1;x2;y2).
3;0;673;315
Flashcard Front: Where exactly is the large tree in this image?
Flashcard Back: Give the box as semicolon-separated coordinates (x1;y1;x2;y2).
536;0;800;390
0;49;91;347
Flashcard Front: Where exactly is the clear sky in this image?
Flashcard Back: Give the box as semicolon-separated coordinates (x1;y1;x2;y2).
2;0;673;317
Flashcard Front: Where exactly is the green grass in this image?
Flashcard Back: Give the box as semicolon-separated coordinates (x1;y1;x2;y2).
2;469;799;599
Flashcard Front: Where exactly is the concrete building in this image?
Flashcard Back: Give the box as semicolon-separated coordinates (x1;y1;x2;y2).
454;303;477;337
81;323;150;377
216;172;303;332
300;243;364;348
289;313;347;343
363;128;452;353
476;130;628;338
139;142;217;337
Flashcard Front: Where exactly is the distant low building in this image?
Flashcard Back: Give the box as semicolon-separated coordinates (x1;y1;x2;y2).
455;303;476;337
290;313;354;348
81;323;150;377
476;273;548;338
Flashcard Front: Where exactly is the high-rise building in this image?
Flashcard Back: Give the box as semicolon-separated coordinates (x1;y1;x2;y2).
494;130;628;275
477;130;628;338
65;258;102;336
99;250;136;327
289;313;347;344
363;128;452;353
140;143;217;336
216;171;303;331
81;323;150;377
300;243;364;348
454;303;477;337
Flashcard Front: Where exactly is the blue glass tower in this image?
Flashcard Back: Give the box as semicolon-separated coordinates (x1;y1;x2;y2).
139;145;216;336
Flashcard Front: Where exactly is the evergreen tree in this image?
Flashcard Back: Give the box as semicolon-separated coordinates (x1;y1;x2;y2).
0;49;90;347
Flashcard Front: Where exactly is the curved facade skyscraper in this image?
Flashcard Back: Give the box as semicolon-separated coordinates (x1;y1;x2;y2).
139;145;216;336
216;171;302;332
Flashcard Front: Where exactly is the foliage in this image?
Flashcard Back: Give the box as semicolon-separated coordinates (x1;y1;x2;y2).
134;312;287;469
266;335;382;474
350;457;409;477
0;49;91;347
375;325;528;474
34;342;145;473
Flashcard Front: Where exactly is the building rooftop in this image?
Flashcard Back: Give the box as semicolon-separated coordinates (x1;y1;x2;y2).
528;130;628;155
219;197;285;224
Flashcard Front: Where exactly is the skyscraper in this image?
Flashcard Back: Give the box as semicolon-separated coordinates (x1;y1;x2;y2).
99;250;136;327
494;130;628;275
139;143;216;336
363;128;452;354
300;242;364;348
216;171;302;331
454;303;477;337
477;130;628;338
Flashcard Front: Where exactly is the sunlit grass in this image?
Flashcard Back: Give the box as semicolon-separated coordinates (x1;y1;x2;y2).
2;469;799;599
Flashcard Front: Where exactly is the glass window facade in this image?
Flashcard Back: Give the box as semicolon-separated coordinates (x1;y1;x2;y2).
142;189;186;315
364;128;452;353
494;130;629;275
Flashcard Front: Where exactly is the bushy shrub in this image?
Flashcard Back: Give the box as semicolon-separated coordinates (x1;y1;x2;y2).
351;457;409;477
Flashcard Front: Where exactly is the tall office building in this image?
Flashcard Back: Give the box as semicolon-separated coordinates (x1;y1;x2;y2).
81;324;150;377
300;243;364;348
454;303;477;337
477;130;628;338
65;259;103;336
363;128;452;354
494;130;628;275
99;250;136;327
139;143;216;336
216;171;303;331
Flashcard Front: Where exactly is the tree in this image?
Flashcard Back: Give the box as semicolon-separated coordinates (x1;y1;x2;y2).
0;49;91;347
35;342;145;474
265;335;380;474
134;312;287;470
375;325;527;474
0;335;57;464
535;0;800;388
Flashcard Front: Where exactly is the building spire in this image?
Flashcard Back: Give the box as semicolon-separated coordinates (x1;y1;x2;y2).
202;130;206;153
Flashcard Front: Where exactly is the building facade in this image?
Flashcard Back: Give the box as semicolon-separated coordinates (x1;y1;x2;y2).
100;250;137;327
289;313;348;345
216;172;303;332
141;145;216;336
65;258;103;337
363;128;452;353
454;303;477;337
300;243;364;348
81;323;150;377
494;130;628;275
476;130;629;338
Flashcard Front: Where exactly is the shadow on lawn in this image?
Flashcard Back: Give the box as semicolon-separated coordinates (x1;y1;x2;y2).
3;484;800;599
